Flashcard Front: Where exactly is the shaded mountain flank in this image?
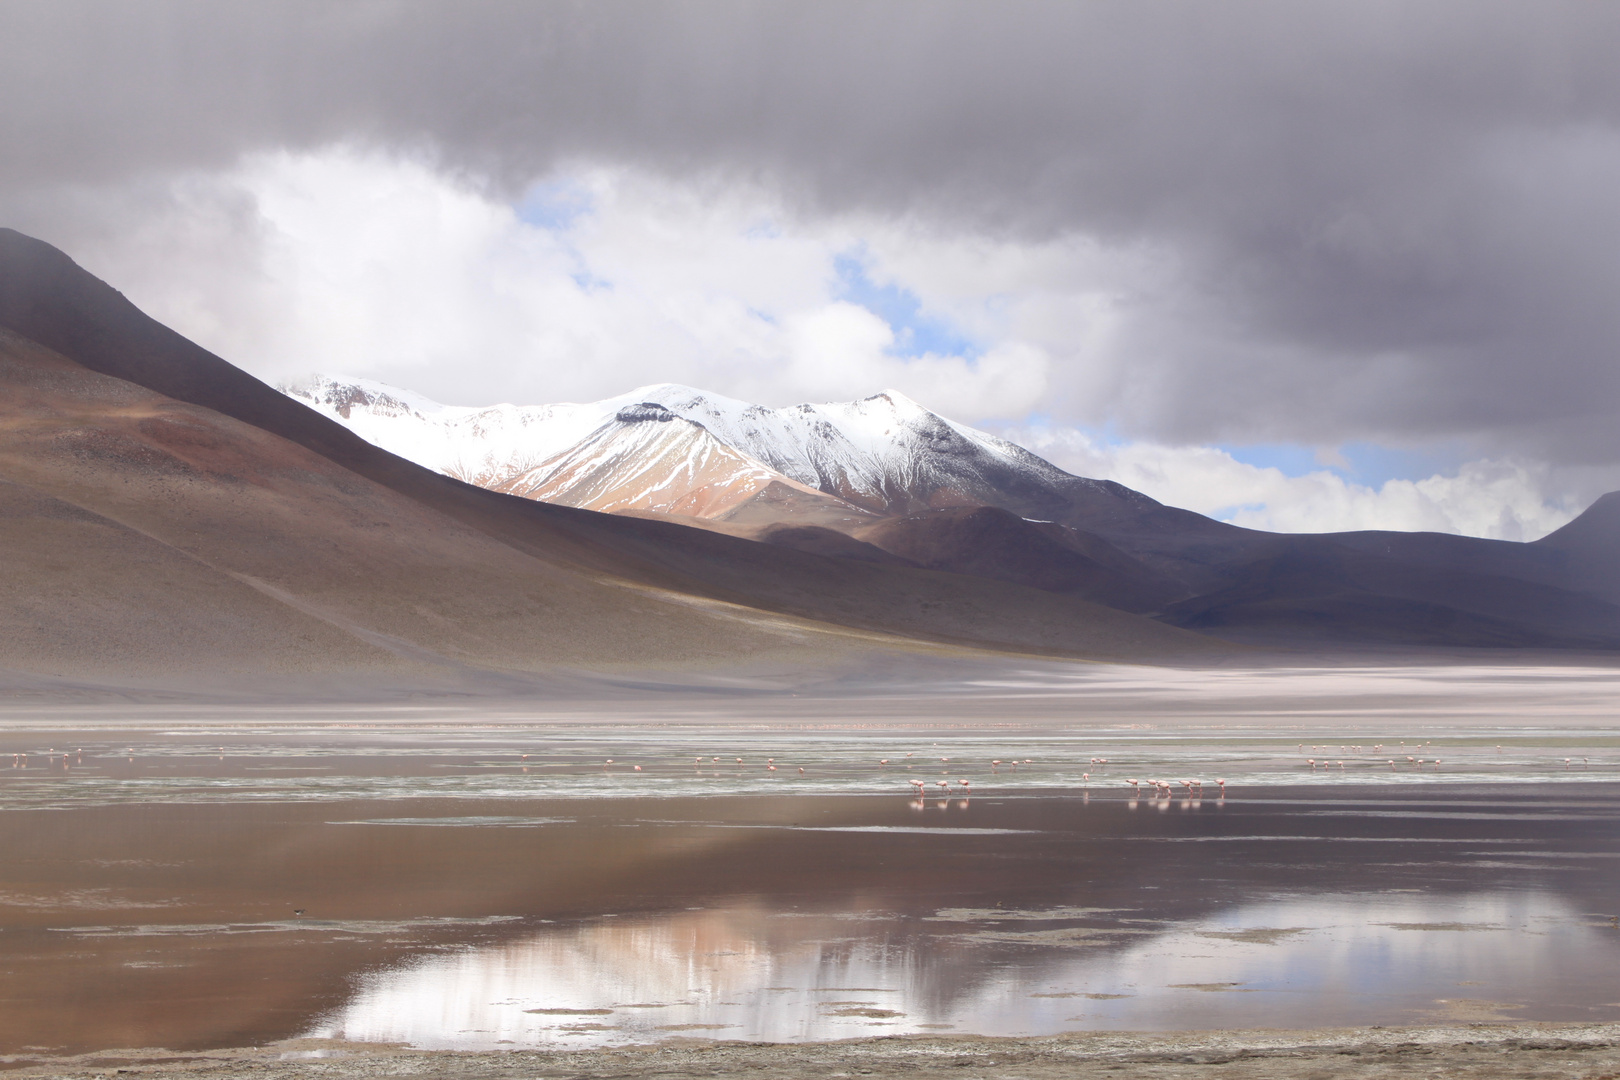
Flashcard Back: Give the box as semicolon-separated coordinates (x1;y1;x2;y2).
3;227;1619;680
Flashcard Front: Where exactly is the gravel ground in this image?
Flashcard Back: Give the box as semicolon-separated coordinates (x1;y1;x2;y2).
12;1023;1620;1080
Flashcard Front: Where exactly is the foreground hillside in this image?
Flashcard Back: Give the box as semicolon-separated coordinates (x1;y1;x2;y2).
0;229;1227;689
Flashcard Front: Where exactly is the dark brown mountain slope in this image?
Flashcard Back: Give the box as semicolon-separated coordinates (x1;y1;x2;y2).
1160;536;1620;649
1534;491;1620;605
847;505;1188;614
0;326;866;680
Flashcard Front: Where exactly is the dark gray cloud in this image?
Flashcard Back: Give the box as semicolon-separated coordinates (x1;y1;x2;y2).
5;0;1620;465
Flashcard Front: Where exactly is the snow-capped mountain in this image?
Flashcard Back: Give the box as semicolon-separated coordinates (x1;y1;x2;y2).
281;375;1154;527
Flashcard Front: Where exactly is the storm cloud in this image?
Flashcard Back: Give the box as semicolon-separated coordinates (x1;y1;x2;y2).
4;1;1619;532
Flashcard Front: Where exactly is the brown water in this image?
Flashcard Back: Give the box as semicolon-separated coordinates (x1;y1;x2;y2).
3;780;1619;1056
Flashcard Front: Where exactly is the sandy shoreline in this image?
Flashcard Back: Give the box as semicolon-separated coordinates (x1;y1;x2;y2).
11;1023;1620;1080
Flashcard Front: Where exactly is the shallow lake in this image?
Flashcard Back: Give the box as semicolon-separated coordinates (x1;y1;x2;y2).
2;714;1618;1058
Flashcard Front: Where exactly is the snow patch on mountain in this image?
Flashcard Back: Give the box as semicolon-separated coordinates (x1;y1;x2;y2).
495;410;832;518
282;373;614;486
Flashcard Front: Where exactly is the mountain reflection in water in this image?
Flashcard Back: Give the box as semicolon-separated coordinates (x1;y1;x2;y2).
313;890;1620;1048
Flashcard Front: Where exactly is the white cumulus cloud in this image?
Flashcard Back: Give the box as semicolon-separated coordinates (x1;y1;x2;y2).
1002;425;1586;541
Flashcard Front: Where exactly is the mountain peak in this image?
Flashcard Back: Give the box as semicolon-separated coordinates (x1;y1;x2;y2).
863;388;931;414
281;373;448;420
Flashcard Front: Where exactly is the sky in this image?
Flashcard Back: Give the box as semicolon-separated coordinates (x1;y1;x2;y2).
4;1;1620;539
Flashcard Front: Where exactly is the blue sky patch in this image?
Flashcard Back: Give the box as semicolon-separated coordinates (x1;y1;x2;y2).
1220;439;1468;487
833;252;978;359
518;179;595;232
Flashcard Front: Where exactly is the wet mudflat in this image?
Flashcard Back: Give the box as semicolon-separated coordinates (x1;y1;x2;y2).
1;726;1618;1061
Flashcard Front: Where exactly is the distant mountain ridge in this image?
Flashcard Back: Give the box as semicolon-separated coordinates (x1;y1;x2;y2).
285;372;1620;648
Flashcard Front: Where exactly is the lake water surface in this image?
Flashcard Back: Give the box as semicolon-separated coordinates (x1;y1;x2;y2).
2;674;1619;1058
